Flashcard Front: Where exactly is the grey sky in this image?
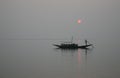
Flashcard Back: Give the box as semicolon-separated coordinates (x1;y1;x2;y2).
0;0;120;40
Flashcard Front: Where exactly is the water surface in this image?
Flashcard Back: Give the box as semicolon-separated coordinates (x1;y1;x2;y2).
1;39;120;78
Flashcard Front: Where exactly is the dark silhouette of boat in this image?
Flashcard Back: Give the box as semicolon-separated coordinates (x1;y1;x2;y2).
53;38;93;49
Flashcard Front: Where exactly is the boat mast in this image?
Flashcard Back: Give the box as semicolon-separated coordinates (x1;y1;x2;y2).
71;36;73;43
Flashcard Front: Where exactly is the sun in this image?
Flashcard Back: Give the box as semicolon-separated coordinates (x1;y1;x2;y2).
77;19;82;24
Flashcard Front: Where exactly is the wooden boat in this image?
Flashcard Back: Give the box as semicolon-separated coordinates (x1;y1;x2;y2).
53;39;93;49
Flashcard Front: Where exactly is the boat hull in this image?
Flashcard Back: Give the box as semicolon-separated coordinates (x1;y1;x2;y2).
53;44;92;49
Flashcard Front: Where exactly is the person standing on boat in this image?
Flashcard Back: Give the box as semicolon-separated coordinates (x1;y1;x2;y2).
85;40;88;46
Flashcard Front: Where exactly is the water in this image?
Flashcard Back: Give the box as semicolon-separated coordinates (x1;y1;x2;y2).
1;39;120;78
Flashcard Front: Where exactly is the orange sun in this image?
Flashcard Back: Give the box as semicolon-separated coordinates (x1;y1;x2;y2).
77;19;82;24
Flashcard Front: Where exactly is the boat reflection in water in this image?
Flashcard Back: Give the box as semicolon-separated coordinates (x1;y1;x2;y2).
54;47;93;78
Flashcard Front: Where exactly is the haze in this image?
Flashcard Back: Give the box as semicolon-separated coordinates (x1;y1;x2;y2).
0;0;120;41
1;0;120;78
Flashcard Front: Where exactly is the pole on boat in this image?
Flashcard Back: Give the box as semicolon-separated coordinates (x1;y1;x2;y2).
71;36;73;43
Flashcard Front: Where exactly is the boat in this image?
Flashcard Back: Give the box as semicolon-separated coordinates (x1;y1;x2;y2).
53;38;93;49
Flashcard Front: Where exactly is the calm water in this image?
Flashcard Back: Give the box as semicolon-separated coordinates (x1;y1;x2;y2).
1;39;120;78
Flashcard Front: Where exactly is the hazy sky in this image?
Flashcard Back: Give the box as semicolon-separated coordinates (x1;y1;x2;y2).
0;0;120;40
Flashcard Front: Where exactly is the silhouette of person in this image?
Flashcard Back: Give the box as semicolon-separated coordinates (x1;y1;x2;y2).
85;40;88;46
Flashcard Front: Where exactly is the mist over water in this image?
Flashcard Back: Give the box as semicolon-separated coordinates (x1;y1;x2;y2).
0;0;120;78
